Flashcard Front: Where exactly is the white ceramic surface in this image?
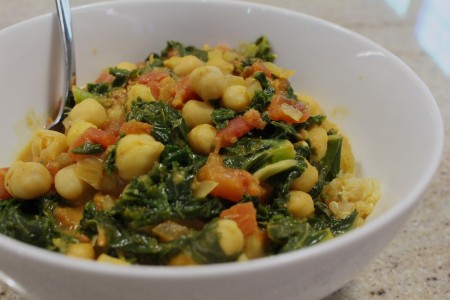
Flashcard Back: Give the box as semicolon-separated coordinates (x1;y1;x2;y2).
0;1;443;300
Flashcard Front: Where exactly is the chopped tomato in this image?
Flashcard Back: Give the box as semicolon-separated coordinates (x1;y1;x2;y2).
273;78;291;95
216;109;266;148
196;153;262;202
120;120;152;135
220;202;258;236
137;71;170;99
95;71;115;84
158;76;176;102
0;168;11;200
68;128;117;161
252;61;272;78
267;94;309;124
102;119;125;137
42;160;62;178
172;75;198;108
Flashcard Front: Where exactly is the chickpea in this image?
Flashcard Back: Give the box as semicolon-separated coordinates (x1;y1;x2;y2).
69;98;107;127
127;84;155;109
168;251;197;266
290;160;319;192
66;120;97;146
308;126;328;161
5;161;53;200
115;134;165;180
216;219;244;257
30;129;68;161
173;55;204;76
221;85;251;112
244;231;265;259
207;57;234;74
107;103;126;121
224;74;246;88
188;65;226;101
163;56;182;69
187;124;217;155
97;254;130;265
116;61;137;71
55;164;93;203
66;243;95;260
181;100;214;128
286;190;315;219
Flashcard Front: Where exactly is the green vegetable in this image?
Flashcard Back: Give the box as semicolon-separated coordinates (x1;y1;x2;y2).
240;36;276;63
267;215;333;253
113;163;224;229
254;36;276;62
253;159;298;181
71;142;104;155
252;71;272;90
0;196;61;249
103;145;117;176
127;100;189;146
109;67;131;88
188;220;238;264
308;202;359;236
309;134;343;198
72;85;100;104
211;108;236;129
160;41;208;61
86;82;110;95
249;72;275;113
80;202;163;263
222;137;296;172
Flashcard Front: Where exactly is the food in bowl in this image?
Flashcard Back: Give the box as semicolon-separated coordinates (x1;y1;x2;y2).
0;36;380;265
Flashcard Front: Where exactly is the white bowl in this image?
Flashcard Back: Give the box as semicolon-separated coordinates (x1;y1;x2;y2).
0;1;443;299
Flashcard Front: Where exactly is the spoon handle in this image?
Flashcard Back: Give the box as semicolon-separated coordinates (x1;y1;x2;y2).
49;0;76;131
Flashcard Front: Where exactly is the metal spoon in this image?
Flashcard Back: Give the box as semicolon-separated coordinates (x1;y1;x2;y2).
48;0;76;131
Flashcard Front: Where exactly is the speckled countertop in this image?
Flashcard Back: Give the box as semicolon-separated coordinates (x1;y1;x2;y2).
0;0;449;299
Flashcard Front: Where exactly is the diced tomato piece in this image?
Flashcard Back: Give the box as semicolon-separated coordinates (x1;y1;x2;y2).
42;160;62;178
220;202;258;236
0;168;11;200
267;94;309;124
216;109;266;148
173;75;197;108
102;119;125;137
120;120;152;135
273;78;291;95
196;153;262;202
137;71;170;99
68;128;117;161
252;61;272;78
95;71;115;84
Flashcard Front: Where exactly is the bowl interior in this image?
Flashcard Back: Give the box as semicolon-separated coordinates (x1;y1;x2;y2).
0;0;443;292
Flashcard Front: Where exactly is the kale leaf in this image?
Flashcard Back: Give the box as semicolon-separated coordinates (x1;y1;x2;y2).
309;134;343;198
0;196;61;248
113;162;224;229
266;215;332;253
160;41;208;61
221;137;296;172
308;202;359;236
127;100;189;146
71;142;104;155
211;108;236;129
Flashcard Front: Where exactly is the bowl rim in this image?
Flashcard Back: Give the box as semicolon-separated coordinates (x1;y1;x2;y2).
0;0;444;279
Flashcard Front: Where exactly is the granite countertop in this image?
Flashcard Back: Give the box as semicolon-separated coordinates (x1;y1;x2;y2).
0;0;449;299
